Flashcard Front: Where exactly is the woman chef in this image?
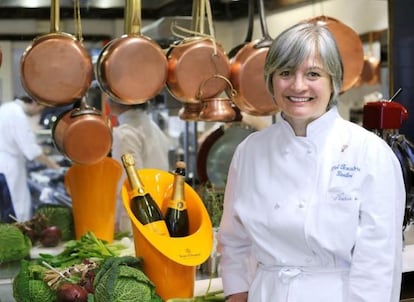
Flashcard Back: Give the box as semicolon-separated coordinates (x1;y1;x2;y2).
0;96;58;222
218;21;406;302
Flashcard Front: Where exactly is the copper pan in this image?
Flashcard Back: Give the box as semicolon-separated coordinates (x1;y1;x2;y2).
166;0;230;103
95;0;168;104
229;0;279;116
20;0;93;107
308;16;364;93
355;34;380;86
52;97;112;165
355;55;380;86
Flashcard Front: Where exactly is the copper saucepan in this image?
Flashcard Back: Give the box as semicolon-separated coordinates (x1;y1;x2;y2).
20;0;93;107
356;34;380;86
355;55;380;87
95;0;168;104
230;0;279;116
166;0;230;103
308;16;364;93
52;97;113;165
198;74;237;122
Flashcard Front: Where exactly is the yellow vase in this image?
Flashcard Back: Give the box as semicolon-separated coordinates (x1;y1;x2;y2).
65;157;122;242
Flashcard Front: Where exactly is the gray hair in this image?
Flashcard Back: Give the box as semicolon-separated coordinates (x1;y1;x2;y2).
264;21;343;108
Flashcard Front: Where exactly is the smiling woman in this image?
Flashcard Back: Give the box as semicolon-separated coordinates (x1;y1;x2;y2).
218;20;405;302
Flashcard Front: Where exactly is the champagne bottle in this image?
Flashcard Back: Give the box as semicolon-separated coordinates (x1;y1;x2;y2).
164;161;190;237
121;153;169;236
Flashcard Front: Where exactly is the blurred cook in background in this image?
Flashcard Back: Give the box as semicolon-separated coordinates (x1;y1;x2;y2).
0;96;59;222
106;98;171;232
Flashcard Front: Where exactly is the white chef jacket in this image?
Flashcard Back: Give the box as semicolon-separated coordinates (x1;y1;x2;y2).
218;107;406;302
111;108;171;230
0;101;42;221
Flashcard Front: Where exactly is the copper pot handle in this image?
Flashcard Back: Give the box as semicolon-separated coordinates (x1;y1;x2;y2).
197;74;237;100
71;97;101;117
255;0;273;49
124;0;142;35
50;0;59;33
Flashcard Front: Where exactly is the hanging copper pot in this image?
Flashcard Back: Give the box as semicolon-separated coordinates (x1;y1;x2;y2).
308;16;364;93
199;98;236;122
229;0;279;116
95;0;168;104
52;97;113;165
166;0;230;103
198;74;237;122
20;0;93;107
357;55;380;86
356;33;381;86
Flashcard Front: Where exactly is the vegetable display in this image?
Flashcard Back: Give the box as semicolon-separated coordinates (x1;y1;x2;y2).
15;205;75;248
12;232;164;302
11;230;223;301
35;204;75;241
38;231;125;268
92;256;162;302
0;223;31;263
13;260;56;302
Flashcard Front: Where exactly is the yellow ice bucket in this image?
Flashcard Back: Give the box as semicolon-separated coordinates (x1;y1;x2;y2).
122;169;213;301
65;157;122;242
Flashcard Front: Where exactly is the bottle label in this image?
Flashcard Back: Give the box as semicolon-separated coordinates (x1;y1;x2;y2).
143;220;170;236
167;199;187;211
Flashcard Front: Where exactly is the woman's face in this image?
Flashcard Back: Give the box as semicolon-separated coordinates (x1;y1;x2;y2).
272;56;332;129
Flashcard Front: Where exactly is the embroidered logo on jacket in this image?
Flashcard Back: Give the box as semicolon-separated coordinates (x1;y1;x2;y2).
331;164;361;178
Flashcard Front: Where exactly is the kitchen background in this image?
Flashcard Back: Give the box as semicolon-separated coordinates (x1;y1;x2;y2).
0;0;388;115
3;1;414;300
0;0;394;181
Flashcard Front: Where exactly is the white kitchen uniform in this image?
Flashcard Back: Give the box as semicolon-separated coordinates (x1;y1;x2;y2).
218;107;406;302
0;101;42;222
111;108;171;231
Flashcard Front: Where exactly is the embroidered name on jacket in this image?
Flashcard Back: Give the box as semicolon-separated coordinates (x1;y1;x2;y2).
333;192;355;201
331;164;361;178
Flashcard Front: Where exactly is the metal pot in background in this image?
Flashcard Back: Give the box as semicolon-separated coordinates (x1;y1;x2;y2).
166;0;230;103
229;0;278;116
20;0;93;107
198;75;237;122
197;121;256;187
52;97;112;165
308;15;364;93
95;0;168;104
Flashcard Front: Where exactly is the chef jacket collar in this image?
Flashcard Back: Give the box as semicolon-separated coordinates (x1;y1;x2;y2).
278;106;339;139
